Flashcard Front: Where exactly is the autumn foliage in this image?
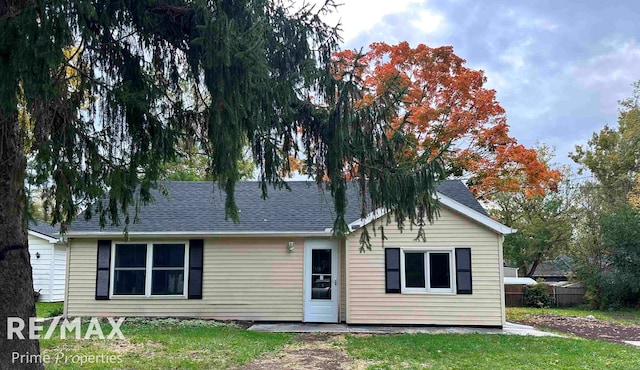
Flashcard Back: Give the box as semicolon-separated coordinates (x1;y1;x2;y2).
332;42;560;198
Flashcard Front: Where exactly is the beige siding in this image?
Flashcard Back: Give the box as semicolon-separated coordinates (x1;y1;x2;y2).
67;238;305;320
340;240;346;322
346;206;505;326
498;234;506;324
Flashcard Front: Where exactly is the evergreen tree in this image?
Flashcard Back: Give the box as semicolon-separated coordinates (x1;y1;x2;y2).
0;1;447;363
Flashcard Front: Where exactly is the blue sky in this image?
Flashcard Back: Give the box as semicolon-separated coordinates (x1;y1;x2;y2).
303;0;640;168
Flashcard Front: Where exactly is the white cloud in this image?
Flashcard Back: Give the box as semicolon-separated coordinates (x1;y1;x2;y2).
410;10;445;34
516;17;558;32
569;39;640;113
294;0;424;42
499;38;533;71
476;64;511;92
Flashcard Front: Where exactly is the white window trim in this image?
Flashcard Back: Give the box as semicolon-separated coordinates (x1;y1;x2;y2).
110;241;189;299
400;248;455;294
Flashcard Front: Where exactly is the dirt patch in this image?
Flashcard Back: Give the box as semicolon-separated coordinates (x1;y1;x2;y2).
295;333;336;344
515;314;640;344
239;334;376;370
109;338;164;356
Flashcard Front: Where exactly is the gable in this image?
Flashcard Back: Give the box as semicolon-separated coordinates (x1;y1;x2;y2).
28;230;59;244
348;192;513;235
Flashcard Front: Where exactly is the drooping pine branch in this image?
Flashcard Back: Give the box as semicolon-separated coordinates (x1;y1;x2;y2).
5;0;451;251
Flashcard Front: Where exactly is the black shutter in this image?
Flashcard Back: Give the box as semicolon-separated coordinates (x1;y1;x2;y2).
455;248;472;294
188;239;204;299
95;240;111;300
385;248;401;293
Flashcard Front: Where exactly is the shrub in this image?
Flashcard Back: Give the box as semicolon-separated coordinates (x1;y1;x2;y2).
524;282;553;308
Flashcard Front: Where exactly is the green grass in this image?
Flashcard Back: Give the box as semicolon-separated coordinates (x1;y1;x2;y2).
34;314;640;369
36;302;64;318
345;333;640;370
39;319;292;369
507;306;640;325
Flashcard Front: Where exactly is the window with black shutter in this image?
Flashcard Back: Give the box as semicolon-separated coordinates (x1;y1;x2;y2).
394;248;472;294
455;248;472;294
95;240;112;300
188;239;204;299
385;248;401;293
100;241;194;298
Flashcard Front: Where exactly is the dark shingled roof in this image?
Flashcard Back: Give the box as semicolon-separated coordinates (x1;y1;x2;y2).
29;220;61;238
66;180;488;233
436;180;489;216
530;258;573;278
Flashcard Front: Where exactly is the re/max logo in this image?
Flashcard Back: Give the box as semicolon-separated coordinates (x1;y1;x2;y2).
6;317;125;340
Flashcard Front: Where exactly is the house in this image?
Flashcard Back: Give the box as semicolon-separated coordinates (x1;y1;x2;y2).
28;221;66;302
530;258;572;282
61;180;513;327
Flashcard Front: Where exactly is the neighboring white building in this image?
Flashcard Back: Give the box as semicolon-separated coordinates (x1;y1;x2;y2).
503;266;519;278
504;277;537;286
29;222;65;302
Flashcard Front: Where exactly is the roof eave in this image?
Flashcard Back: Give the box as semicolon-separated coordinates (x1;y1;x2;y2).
346;192;516;235
27;230;60;244
64;230;334;239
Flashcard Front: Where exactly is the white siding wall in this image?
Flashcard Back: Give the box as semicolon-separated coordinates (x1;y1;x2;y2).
52;244;67;301
345;206;505;326
28;234;65;302
66;238;307;320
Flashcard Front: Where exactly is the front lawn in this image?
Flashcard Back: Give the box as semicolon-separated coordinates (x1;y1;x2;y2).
35;316;640;369
507;306;640;325
36;302;64;318
345;333;640;369
40;319;292;369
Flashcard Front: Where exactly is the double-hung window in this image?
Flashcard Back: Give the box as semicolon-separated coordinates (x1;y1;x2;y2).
111;242;188;297
401;250;454;293
152;244;186;295
113;243;147;295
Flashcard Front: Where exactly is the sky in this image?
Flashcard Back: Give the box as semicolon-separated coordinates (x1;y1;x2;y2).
298;0;640;169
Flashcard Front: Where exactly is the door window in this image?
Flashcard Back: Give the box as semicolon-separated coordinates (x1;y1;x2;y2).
311;249;332;299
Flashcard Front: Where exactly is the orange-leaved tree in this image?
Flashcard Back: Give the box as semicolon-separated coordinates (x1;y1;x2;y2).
332;42;561;199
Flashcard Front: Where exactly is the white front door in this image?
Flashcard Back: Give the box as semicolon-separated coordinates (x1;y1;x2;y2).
303;240;339;323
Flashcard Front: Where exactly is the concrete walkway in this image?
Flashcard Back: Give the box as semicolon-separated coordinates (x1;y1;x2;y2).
249;322;562;337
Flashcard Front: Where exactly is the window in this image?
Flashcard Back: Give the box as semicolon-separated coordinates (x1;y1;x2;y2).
152;244;185;295
401;250;454;293
404;252;425;288
113;244;147;295
429;253;451;289
111;242;188;297
311;249;332;300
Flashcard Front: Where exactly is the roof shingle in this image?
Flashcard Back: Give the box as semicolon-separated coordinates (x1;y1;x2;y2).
28;220;61;238
62;180;487;233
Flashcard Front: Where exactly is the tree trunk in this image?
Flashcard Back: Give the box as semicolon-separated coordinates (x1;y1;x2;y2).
0;109;43;369
527;259;540;278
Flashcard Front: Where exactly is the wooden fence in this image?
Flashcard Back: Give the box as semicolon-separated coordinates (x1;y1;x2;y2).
505;284;586;307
